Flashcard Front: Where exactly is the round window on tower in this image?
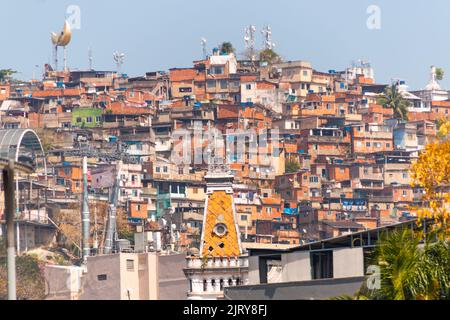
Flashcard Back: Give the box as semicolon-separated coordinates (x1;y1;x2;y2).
213;223;228;237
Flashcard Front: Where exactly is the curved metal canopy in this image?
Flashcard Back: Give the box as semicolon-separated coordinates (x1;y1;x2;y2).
0;129;46;172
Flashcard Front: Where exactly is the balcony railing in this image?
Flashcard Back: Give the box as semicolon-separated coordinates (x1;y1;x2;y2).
186;256;249;269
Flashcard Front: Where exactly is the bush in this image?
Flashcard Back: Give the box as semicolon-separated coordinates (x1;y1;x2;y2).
0;254;46;300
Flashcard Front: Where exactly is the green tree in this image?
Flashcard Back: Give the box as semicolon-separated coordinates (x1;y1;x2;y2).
378;83;410;120
285;159;301;173
0;69;17;83
259;49;282;64
336;228;450;300
436;67;444;81
219;42;235;55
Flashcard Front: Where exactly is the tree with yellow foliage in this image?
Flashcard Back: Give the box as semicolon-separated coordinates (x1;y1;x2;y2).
410;120;450;239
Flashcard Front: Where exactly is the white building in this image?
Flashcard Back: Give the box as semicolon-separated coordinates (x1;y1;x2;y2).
411;66;448;110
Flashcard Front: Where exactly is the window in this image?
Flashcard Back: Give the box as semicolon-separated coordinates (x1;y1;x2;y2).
403;173;408;179
179;87;192;93
230;81;239;88
210;66;224;75
366;142;371;147
402;190;407;197
136;204;141;211
220;80;227;90
97;274;107;281
126;259;134;271
86;117;93;123
207;80;215;88
386;143;391;148
76;117;82;123
163;166;168;173
241;214;247;221
303;70;308;77
246;84;252;90
326;103;331;110
311;251;333;279
193;187;198;194
96;116;102;122
266;207;272;214
156;167;160;173
178;167;184;174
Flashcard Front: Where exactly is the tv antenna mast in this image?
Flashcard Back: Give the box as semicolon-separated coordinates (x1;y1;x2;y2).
261;24;275;50
88;47;93;70
244;25;256;60
201;37;207;59
113;51;125;74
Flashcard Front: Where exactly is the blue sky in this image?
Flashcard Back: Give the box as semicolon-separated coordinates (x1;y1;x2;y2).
1;0;449;90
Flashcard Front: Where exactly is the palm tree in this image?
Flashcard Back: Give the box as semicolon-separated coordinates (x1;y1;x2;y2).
436;67;444;81
378;84;410;120
259;49;282;64
0;69;17;84
333;228;449;300
219;42;235;55
361;228;449;300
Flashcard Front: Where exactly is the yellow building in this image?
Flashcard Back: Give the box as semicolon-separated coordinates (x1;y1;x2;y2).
183;167;249;299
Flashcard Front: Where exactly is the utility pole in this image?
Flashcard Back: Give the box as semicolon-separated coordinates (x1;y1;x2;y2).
3;160;17;300
81;156;90;262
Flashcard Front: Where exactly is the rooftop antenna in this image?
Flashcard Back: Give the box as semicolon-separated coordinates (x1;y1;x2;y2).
244;25;256;60
201;37;207;59
261;24;275;50
113;51;125;74
88;47;93;70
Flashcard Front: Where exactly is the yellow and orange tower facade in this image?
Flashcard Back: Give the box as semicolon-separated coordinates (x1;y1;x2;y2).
184;167;249;299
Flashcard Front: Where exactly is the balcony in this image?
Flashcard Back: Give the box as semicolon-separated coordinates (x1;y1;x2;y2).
186;256;249;269
353;180;384;190
18;209;49;224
